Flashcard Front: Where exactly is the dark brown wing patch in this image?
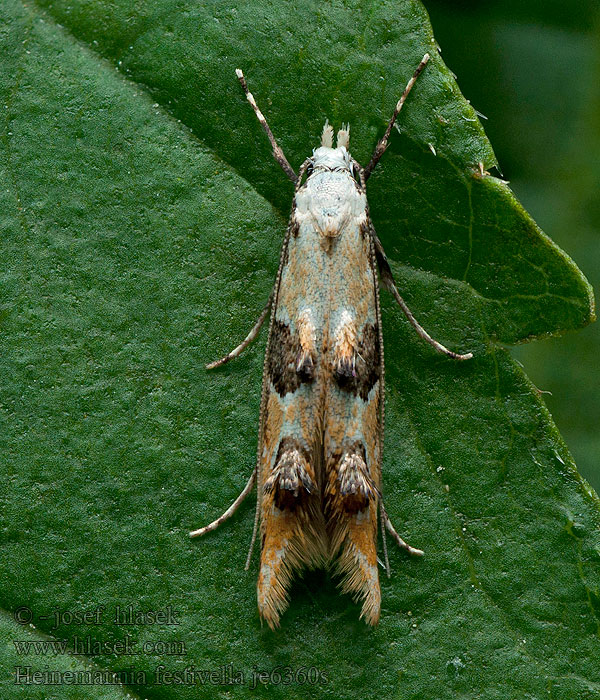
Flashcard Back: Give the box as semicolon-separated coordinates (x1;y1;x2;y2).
333;323;380;400
264;437;315;510
268;321;316;396
325;441;376;517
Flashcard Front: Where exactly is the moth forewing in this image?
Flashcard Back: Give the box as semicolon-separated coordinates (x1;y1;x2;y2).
192;55;472;629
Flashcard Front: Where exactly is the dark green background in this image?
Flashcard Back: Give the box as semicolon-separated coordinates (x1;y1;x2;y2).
426;0;600;490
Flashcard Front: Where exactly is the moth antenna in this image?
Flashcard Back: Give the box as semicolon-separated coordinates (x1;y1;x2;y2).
364;53;430;180
235;68;297;183
321;120;334;148
245;488;261;570
336;123;350;149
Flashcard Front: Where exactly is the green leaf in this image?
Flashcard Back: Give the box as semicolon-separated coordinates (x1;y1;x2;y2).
423;2;600;491
0;1;598;699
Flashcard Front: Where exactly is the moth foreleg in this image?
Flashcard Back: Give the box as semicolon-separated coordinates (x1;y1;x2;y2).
363;53;430;180
189;469;256;538
385;277;473;360
235;69;297;184
205;291;274;369
373;233;473;361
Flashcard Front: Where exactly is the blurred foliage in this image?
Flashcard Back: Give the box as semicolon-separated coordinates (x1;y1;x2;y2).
426;0;600;490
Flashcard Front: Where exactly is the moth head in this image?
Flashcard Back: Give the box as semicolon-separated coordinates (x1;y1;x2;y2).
308;120;353;176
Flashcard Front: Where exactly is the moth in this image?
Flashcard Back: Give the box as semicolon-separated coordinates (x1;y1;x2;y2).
191;54;472;628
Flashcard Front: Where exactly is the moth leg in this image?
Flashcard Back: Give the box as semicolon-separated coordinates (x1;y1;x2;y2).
385;276;473;360
205;291;274;369
189;468;256;538
373;233;473;361
380;502;424;557
235;69;297;184
379;503;391;577
363;53;430;180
